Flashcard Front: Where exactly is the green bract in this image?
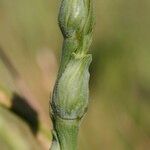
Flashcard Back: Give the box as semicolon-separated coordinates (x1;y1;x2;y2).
52;54;92;120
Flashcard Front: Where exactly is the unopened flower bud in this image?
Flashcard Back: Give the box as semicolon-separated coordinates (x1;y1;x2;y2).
58;0;94;38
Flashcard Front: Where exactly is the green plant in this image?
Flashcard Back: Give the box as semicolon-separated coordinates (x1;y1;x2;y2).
50;0;94;149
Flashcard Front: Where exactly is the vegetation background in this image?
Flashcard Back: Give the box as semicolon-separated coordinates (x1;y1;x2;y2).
0;0;150;149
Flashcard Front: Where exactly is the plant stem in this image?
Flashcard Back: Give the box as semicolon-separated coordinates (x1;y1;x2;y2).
53;117;79;150
50;0;94;149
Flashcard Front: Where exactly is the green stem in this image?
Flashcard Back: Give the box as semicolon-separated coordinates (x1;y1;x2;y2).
50;0;94;149
54;117;79;150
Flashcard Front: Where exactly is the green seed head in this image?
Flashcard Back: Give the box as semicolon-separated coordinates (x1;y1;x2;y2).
51;0;94;148
51;0;94;121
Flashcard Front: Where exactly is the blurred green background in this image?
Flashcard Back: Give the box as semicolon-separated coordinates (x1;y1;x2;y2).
0;0;150;149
